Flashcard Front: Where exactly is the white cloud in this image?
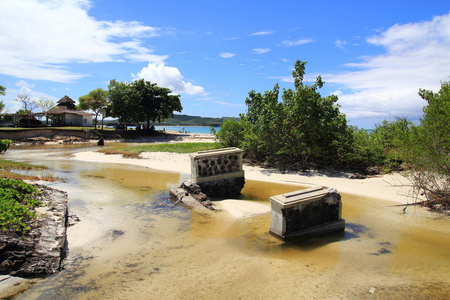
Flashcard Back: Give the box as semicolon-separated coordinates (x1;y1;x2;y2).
253;48;271;54
0;0;166;82
220;52;236;58
212;100;245;107
280;38;314;47
133;63;206;96
323;13;450;125
250;30;275;36
15;80;35;89
2;85;57;113
334;39;348;49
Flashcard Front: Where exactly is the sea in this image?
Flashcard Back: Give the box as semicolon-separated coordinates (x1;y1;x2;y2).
154;126;219;134
106;125;220;134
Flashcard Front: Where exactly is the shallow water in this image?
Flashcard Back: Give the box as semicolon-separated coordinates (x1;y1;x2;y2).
3;145;450;299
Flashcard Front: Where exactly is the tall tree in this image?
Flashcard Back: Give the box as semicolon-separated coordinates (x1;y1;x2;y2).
35;98;54;125
131;79;182;129
106;80;135;128
0;85;5;115
217;59;351;169
78;88;108;129
279;60;351;167
16;92;38;113
107;79;182;130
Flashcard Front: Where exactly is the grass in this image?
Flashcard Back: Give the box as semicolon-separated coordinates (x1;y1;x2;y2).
98;142;223;158
0;159;57;182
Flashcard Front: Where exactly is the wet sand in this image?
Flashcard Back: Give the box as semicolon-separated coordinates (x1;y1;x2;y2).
73;148;422;206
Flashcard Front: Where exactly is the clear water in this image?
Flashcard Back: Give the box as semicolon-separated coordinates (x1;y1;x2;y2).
2;145;449;299
154;126;219;134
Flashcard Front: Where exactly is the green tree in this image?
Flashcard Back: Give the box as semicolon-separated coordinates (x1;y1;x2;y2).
106;80;135;127
0;85;5;113
78;88;108;129
131;79;182;129
240;84;284;163
222;60;352;169
35;98;55;126
400;80;450;207
107;79;182;130
279;60;352;168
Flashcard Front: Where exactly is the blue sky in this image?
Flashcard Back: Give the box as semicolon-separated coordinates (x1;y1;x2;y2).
1;0;449;128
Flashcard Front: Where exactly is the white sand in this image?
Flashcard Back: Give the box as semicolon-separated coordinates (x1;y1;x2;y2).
73;150;420;206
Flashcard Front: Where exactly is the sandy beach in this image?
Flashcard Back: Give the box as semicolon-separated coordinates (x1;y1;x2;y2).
72;144;421;207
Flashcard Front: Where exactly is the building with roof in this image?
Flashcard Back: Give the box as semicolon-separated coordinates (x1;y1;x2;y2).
47;96;93;127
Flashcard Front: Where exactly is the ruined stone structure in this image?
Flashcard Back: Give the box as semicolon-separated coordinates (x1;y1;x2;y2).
269;186;345;240
189;147;245;197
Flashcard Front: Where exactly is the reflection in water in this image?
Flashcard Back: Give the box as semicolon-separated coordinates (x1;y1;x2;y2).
2;145;449;299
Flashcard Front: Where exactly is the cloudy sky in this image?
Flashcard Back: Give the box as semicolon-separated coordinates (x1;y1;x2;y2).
0;0;449;128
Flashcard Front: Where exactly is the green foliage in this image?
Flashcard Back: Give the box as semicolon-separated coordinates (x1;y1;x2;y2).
0;139;12;152
215;118;244;148
218;60;352;169
342;127;384;169
0;85;5;96
0;159;47;170
399;80;450;207
78;88;108;128
107;79;182;129
0;178;42;232
370;117;413;172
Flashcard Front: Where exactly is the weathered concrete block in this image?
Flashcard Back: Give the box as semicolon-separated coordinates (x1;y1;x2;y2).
269;186;345;240
189;148;244;197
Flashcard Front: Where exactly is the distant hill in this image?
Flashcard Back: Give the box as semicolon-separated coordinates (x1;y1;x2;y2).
104;114;238;127
155;114;237;127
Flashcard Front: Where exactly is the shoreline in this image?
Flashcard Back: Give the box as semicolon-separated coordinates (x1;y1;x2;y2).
72;150;422;205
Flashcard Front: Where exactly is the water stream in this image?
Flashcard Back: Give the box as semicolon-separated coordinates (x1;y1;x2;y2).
3;144;450;299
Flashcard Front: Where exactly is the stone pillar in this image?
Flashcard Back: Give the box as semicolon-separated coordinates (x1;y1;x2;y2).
189;147;245;197
269;186;345;240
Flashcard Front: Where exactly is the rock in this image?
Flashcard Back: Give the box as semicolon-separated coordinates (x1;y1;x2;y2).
169;181;214;210
0;185;68;278
349;173;366;179
364;166;381;175
21;137;52;144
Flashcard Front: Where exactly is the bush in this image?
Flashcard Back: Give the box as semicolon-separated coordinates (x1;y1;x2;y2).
399;80;450;208
0;139;12;153
215;118;245;148
216;60;353;170
0;178;42;232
